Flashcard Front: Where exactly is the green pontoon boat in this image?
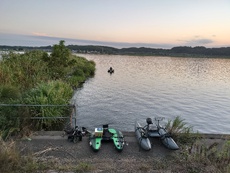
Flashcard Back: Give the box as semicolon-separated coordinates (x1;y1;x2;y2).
89;124;125;152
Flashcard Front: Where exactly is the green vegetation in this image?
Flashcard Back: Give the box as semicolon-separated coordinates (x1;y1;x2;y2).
165;116;230;172
1;44;230;57
165;116;200;145
0;40;95;139
1;42;229;172
22;81;73;131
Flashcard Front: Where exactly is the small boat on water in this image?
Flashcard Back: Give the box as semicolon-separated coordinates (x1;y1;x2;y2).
89;124;125;152
108;67;114;74
135;117;179;150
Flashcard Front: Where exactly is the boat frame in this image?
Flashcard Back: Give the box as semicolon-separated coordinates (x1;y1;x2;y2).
89;124;125;152
135;117;179;150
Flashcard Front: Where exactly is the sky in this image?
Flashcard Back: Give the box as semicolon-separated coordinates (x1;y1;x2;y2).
0;0;230;48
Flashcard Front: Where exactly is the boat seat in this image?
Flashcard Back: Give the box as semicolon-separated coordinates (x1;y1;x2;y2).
148;125;157;131
103;129;113;139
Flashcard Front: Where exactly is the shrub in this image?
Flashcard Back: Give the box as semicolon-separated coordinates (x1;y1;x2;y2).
165;116;199;145
0;41;95;138
0;84;21;101
21;80;74;130
0;50;50;90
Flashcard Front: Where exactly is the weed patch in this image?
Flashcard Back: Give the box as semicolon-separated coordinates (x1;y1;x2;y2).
0;137;44;173
74;162;94;172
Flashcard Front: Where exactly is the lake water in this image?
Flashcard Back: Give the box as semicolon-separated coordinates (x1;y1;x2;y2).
73;54;230;134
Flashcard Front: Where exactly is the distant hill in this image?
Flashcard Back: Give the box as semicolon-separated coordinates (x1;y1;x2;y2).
1;45;230;57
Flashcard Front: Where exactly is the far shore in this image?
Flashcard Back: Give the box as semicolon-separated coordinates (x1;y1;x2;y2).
1;44;230;58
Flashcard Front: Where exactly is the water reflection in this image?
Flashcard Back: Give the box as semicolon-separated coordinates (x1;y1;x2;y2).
74;54;230;134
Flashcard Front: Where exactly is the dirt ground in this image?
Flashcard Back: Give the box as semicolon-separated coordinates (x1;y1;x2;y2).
16;131;229;173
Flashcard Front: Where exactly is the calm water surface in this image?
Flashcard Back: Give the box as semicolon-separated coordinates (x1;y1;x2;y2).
73;54;230;134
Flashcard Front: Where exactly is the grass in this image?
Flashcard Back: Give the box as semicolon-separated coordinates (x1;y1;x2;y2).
0;137;48;173
22;80;74;131
0;134;229;172
163;116;230;172
74;162;94;173
165;115;230;172
173;139;230;173
165;116;200;145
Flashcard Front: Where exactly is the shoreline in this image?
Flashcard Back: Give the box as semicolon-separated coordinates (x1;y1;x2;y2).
31;131;230;139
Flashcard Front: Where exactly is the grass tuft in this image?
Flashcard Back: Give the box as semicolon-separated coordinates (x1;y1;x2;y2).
165;116;200;145
74;162;93;173
0;136;43;173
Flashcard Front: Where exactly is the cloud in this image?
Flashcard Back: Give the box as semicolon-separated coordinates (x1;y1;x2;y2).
31;35;175;49
32;32;50;37
178;37;214;47
187;38;213;45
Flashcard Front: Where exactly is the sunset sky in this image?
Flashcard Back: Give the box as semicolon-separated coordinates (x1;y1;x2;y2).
0;0;230;48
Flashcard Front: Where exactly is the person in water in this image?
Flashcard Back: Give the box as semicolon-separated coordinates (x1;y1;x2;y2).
108;67;114;73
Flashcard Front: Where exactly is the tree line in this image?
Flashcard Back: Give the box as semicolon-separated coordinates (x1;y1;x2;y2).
1;45;230;57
